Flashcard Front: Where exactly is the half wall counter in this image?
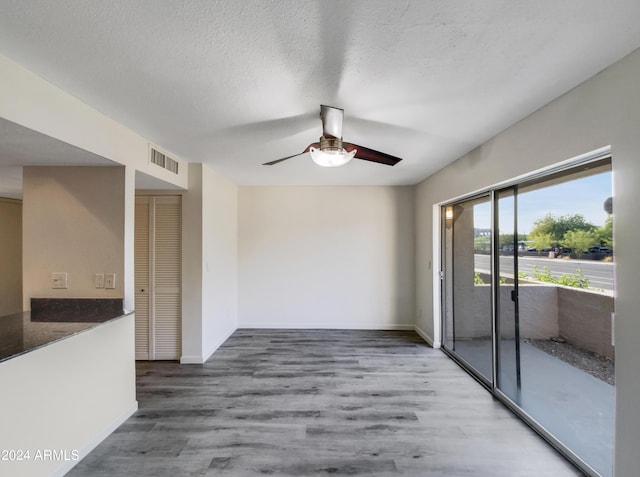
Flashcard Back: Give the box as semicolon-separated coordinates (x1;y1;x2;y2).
0;298;129;362
0;298;137;477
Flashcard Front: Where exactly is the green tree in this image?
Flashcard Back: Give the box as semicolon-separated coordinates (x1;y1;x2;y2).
529;232;553;255
530;213;596;243
597;215;613;247
561;229;598;257
498;233;528;250
499;234;513;248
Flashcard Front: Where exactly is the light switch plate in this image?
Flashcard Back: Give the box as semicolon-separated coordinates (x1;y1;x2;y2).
52;272;68;289
95;273;105;288
105;273;116;289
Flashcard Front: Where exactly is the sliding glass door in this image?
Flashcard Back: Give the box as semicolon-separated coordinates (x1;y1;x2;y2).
441;157;614;477
441;195;493;384
494;187;521;399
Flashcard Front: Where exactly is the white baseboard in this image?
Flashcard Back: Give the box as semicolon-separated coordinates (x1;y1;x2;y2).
180;325;237;364
238;322;415;331
414;325;437;348
50;401;138;477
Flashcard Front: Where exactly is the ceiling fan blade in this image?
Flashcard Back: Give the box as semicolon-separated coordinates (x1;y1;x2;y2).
320;105;343;139
343;142;402;166
262;143;319;166
262;153;305;166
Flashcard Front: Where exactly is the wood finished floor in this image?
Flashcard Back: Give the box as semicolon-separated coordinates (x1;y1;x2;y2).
68;330;583;476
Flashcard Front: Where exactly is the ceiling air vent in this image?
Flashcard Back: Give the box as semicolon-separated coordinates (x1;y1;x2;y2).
149;147;179;174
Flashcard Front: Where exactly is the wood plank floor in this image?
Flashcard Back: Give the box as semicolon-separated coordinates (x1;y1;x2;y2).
68;330;583;476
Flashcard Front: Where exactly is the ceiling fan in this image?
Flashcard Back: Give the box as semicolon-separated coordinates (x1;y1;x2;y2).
263;105;402;168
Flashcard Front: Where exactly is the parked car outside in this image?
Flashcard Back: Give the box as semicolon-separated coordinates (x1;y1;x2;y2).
586;245;613;254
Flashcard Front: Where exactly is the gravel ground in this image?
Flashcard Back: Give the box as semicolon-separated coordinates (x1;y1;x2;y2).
524;338;615;385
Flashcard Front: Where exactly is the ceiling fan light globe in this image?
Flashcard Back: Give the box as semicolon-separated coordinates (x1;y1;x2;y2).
309;147;356;167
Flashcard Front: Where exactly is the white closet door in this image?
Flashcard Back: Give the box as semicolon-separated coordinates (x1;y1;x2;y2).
134;196;182;360
153;197;182;360
134;197;151;360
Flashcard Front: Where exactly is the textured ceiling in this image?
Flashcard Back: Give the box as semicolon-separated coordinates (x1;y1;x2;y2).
1;0;640;186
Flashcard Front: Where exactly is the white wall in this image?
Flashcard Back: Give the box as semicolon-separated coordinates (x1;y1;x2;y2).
182;163;238;363
181;164;204;362
202;165;238;358
0;198;22;315
0;315;137;477
21;167;125;309
239;186;415;329
414;47;640;475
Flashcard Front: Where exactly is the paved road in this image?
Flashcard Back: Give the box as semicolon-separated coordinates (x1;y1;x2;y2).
474;254;615;290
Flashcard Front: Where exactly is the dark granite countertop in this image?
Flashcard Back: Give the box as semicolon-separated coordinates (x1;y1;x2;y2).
30;297;124;322
0;299;132;363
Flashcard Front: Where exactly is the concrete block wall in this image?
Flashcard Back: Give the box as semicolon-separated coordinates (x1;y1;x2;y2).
461;284;613;360
558;287;614;360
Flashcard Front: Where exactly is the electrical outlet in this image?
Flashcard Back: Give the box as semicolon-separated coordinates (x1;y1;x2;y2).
95;273;105;288
52;272;68;289
105;273;116;289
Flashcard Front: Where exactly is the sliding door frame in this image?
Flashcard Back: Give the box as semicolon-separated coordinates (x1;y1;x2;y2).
440;193;494;389
437;146;612;477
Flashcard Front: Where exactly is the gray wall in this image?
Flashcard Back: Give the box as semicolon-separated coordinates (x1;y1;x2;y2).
465;284;612;360
558;287;614;360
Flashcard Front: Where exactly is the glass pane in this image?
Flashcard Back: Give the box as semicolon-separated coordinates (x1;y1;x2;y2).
497;163;614;477
496;189;520;398
442;196;493;382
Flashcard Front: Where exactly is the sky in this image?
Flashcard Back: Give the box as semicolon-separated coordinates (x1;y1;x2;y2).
474;170;612;235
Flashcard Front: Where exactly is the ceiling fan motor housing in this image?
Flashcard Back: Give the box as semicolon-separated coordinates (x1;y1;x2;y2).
319;136;343;152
